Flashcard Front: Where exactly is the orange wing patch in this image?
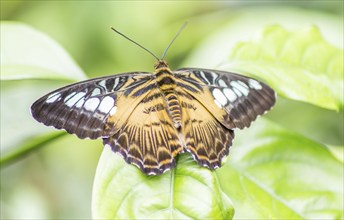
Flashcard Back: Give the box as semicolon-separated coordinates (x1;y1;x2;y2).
102;78;154;137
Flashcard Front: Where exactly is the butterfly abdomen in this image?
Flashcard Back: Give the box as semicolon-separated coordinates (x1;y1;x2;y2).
164;91;182;129
156;70;182;129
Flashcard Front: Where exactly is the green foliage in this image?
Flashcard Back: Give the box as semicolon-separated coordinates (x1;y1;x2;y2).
1;22;86;81
92;149;234;219
219;119;343;219
1;3;343;220
0;23;86;162
226;25;343;111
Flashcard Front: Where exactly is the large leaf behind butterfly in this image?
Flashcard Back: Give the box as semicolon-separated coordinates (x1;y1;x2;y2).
92;148;234;219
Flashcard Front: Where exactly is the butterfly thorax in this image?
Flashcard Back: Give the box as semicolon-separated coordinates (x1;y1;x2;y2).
154;61;182;129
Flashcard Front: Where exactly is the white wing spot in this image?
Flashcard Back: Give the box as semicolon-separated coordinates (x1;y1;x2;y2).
64;92;76;102
113;78;120;90
84;98;100;111
200;71;210;84
98;96;115;113
98;80;106;89
238;81;249;89
75;97;85;108
223;88;237;102
109;106;117;116
218;79;227;87
231;81;249;96
46;92;61;103
212;88;227;107
209;71;218;84
214;99;222;108
232;87;242;97
249;79;262;90
65;92;86;107
91;88;101;97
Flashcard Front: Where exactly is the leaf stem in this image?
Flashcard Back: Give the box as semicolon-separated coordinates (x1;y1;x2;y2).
0;131;66;167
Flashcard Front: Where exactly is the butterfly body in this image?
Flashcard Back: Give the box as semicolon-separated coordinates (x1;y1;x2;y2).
154;61;182;129
31;60;275;175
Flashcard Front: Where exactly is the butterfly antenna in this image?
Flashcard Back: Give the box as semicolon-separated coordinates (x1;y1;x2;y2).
111;27;160;61
161;21;188;60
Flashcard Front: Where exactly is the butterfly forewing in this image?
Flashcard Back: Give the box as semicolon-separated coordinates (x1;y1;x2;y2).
31;72;152;139
174;68;276;130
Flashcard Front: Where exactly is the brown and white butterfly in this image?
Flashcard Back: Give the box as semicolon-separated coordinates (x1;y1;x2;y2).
31;25;276;175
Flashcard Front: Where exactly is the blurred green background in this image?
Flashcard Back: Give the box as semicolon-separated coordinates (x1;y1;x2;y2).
1;1;343;219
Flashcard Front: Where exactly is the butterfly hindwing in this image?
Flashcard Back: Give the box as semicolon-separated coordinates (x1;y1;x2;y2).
31;72;152;139
177;88;234;169
103;87;183;175
174;68;276;129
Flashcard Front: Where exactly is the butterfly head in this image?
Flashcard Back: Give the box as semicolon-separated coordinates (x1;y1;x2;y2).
154;60;169;70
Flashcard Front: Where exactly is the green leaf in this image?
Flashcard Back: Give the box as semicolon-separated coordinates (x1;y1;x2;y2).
225;25;343;111
0;21;86;81
218;119;343;219
0;79;68;154
0;22;87;165
92;149;234;219
266;96;343;147
0;131;65;166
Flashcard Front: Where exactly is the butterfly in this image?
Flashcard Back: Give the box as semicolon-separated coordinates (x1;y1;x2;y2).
31;23;276;175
